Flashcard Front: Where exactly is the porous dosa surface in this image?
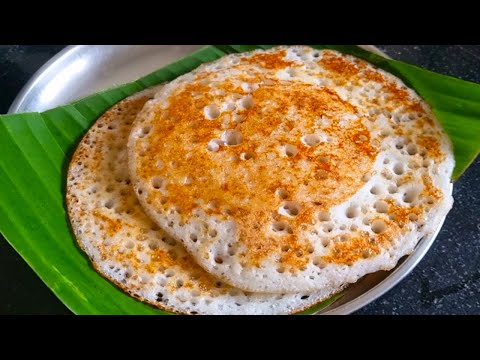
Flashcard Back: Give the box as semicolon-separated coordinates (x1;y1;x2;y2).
129;47;454;293
67;87;340;314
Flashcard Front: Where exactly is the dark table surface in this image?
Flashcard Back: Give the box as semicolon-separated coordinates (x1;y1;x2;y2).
0;45;479;315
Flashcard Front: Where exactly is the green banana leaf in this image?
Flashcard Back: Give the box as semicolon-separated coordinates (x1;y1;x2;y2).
0;45;478;315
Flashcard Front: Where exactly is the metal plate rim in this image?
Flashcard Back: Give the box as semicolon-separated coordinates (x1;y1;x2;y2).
7;45;452;314
8;45;81;114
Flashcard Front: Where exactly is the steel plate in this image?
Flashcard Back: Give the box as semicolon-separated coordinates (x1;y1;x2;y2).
8;45;453;314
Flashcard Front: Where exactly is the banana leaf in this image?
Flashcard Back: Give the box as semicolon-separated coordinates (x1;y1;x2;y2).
0;45;478;315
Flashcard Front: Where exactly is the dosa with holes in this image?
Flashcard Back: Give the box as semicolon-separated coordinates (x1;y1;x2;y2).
66;87;341;314
129;46;454;293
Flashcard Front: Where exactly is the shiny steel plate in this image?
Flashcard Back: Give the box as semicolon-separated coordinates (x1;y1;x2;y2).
8;45;452;314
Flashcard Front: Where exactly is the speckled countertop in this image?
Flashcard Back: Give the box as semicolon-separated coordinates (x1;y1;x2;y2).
0;45;478;315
